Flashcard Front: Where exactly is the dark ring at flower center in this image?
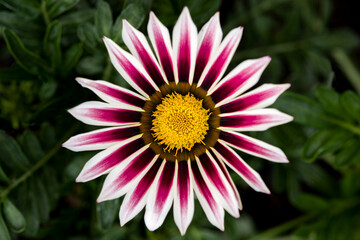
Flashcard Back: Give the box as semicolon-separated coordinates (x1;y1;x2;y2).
140;82;220;162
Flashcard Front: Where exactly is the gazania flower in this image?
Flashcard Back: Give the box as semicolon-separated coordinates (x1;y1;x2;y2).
63;7;293;235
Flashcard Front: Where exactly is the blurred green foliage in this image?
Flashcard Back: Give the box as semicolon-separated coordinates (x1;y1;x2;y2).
0;0;360;239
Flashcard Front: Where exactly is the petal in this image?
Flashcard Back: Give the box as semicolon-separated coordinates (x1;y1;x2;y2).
173;160;194;235
220;108;293;132
198;27;243;91
97;146;157;202
75;77;146;111
197;152;239;217
103;37;159;98
119;158;163;226
63;125;141;152
220;130;289;163
145;160;176;231
68;101;141;126
213;141;270;193
220;83;290;112
148;12;177;83
76;136;144;182
209;150;242;210
193;12;222;84
172;7;197;84
122;20;168;86
209;56;271;105
191;161;224;230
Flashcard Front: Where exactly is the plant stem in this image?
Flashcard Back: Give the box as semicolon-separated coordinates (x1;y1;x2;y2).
331;48;360;95
102;59;113;82
0;123;80;201
41;0;50;26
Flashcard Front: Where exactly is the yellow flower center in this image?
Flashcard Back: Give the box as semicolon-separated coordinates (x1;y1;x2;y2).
152;92;210;153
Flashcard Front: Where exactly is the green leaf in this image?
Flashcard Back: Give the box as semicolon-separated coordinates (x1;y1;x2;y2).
40;122;56;151
274;92;331;128
62;43;83;76
0;164;10;183
186;0;221;25
334;139;360;169
0;211;11;240
33;178;50;222
47;0;80;19
39;80;58;101
0;11;42;35
19;130;45;163
2;198;26;233
340;91;360;123
0;66;37;82
291;192;329;212
0;130;31;171
302;129;351;162
3;29;50;75
95;0;113;38
97;199;120;230
77;54;106;75
44;21;62;70
77;23;98;49
21;190;40;236
315;86;342;117
112;2;145;43
0;0;40;19
59;9;94;31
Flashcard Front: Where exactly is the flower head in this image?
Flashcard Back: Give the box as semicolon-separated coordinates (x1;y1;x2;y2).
63;7;293;235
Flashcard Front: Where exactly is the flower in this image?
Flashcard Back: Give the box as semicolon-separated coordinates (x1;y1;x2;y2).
63;7;293;235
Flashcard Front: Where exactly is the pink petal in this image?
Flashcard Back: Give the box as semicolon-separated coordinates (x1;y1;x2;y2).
191;161;224;230
172;7;197;84
122;20;168;86
173;160;194;235
103;37;159;98
62;125;141;152
209;150;242;210
198;27;243;91
209;56;271;106
119;158;163;226
193;12;222;84
220;130;289;163
68;101;141;126
145;160;176;231
220;83;290;113
214;142;270;193
197;153;239;217
76;136;144;182
97;146;157;202
148;12;177;83
220;108;293;131
75;77;146;111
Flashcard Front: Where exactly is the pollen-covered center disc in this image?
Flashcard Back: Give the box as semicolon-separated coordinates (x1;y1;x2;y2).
152;92;210;153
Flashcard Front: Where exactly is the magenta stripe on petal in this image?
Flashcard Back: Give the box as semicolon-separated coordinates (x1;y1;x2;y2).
198;154;239;217
177;161;191;218
123;21;167;86
63;126;140;151
75;106;140;124
214;142;270;193
148;12;175;83
103;37;157;97
220;84;290;113
77;137;144;182
191;161;224;229
211;57;270;104
220;109;293;131
193;13;222;84
200;27;243;91
153;161;176;214
99;147;155;200
76;78;145;108
209;150;242;209
220;131;288;163
120;158;163;225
